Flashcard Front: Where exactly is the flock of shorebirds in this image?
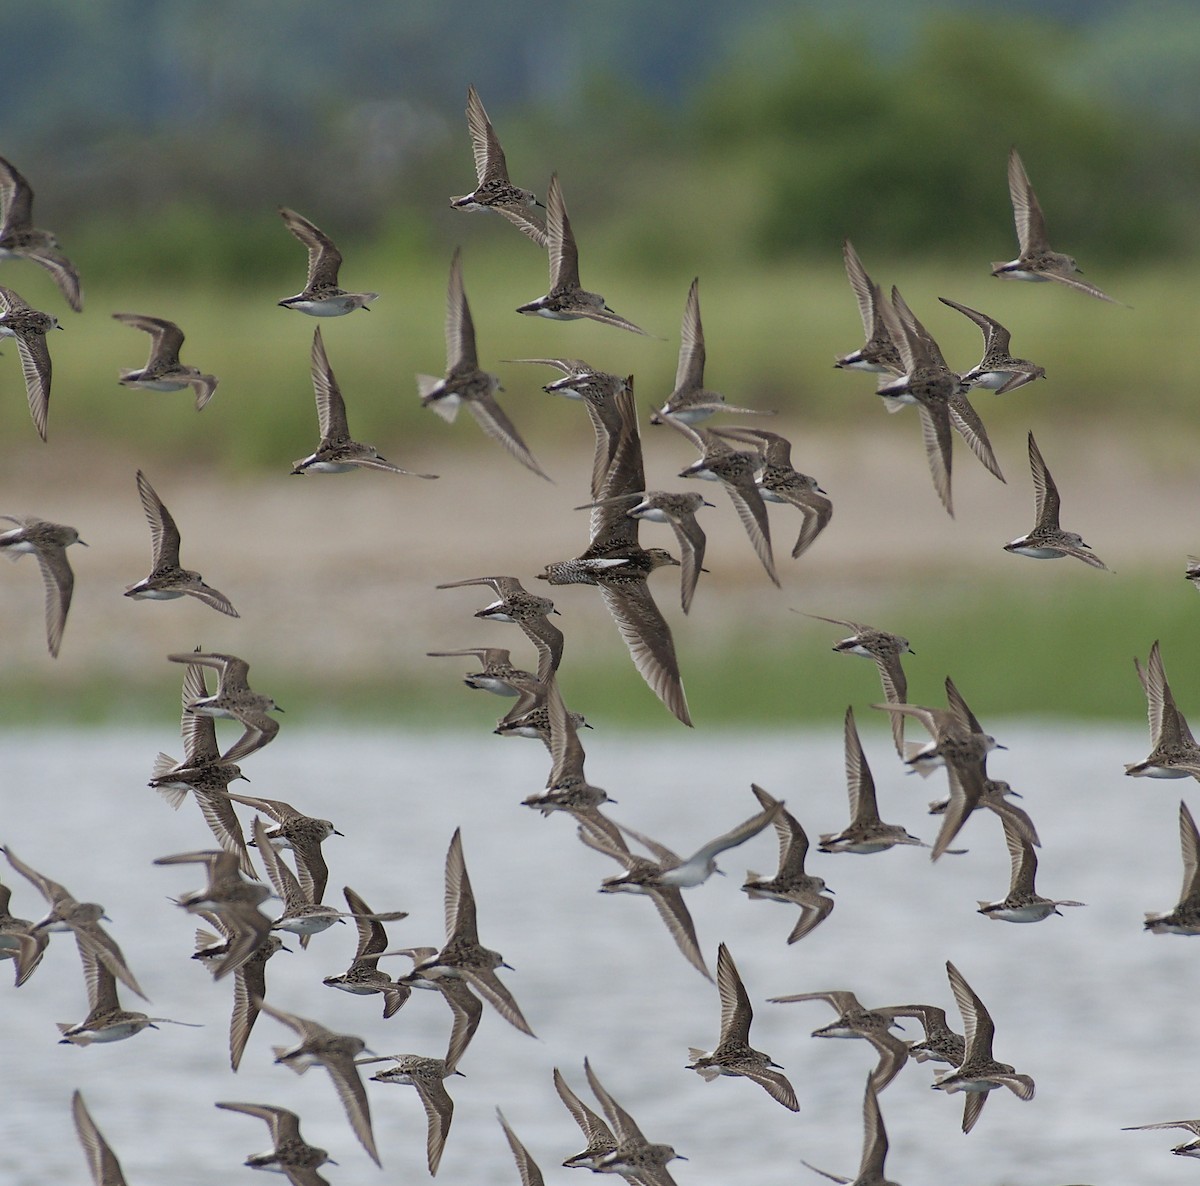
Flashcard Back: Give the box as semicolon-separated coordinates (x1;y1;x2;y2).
0;84;1195;1185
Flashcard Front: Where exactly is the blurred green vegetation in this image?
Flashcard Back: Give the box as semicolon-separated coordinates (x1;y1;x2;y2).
2;573;1192;732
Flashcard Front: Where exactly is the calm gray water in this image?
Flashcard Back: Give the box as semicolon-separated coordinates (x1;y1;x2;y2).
0;723;1191;1186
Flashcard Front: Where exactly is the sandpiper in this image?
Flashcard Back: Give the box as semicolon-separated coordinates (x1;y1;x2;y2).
808;614;913;758
742;784;835;942
497;1107;547;1186
1005;431;1108;568
976;817;1084;922
231;790;342;905
712;425;832;561
58;944;199;1045
932;960;1035;1133
0;513;84;656
428;646;536;697
834;240;901;374
819;707;927;854
1126;640;1200;780
584;1059;686;1186
0;284;59;440
260;999;380;1166
992;147;1121;303
154;848;273;980
417;248;549;479
0;155;82;311
1122;1116;1200;1158
767;989;911;1094
688;943;800;1110
382;945;484;1074
277;206;378;315
576;818;711;980
125;470;237;615
450;85;547;247
72;1092;129;1186
364;1054;462;1175
661;411;779;586
516;174;649;334
577;490;712;614
112;313;218;411
886;1003;965;1067
801;1076;901;1186
322;886;410;1019
510;356;629;498
938;296;1046;394
651;277;772;423
0;876;47;987
1143;800;1200;935
215;1101;336;1185
149;650;253;875
398;828;535;1037
167;650;283;763
554;1066;618;1169
192;910;288;1071
2;844;146;999
540;388;691;726
928;777;1041;849
293;326;437;476
437;574;563;682
252;817;346;946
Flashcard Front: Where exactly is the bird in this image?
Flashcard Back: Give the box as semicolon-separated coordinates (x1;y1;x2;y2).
516;174;649;334
800;1076;901;1186
124;470;237;615
112;313;218;411
148;649;253;875
1122;1116;1200;1159
251;816;348;946
833;239;901;375
191;910;288;1071
576;490;712;615
0;514;84;656
497;1107;547;1186
0;155;82;311
651;277;772;423
166;650;283;764
0;876;47;987
992;146;1121;303
277;206;378;315
1125;640;1200;780
449;85;547;246
215;1101;336;1186
767;988;911;1094
540;386;691;726
364;1054;462;1175
1005;431;1108;568
398;828;535;1037
661;411;779;586
976;816;1084;923
583;1059;686;1186
382;945;484;1074
742;784;835;942
231;790;342;906
818;707;928;854
57;940;199;1045
1143;800;1200;935
876;287;1003;515
154;848;274;981
417;247;550;479
436;575;563;682
2;844;146;999
322;885;410;1018
0;284;59;439
293;326;437;476
553;1066;618;1169
259;999;381;1166
687;942;800;1110
428;646;537;697
711;425;832;561
885;1003;965;1067
71;1091;128;1186
937;296;1046;394
576;817;711;980
932;960;1035;1133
